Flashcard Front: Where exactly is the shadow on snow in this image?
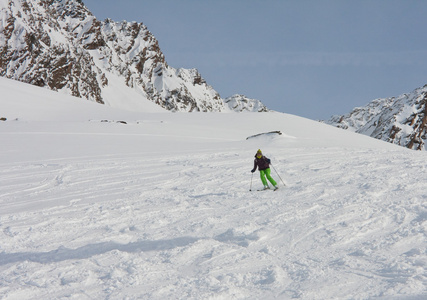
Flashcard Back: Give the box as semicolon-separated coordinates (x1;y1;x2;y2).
0;237;199;265
0;229;259;265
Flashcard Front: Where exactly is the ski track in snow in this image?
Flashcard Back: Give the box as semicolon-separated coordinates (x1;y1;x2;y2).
1;147;426;299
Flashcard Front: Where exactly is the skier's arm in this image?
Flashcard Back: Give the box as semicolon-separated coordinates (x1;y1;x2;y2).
251;160;257;172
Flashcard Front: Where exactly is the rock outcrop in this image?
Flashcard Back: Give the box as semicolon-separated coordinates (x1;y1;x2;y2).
224;94;269;112
326;85;427;150
0;0;268;113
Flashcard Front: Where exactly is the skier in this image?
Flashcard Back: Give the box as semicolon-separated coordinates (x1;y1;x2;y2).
251;149;278;190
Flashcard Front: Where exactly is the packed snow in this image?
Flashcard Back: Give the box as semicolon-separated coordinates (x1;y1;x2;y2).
0;77;426;299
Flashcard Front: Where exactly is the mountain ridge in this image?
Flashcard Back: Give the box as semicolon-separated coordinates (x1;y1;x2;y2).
325;84;427;150
0;0;268;113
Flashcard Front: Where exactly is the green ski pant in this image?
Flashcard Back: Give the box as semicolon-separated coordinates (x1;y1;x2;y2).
260;168;277;187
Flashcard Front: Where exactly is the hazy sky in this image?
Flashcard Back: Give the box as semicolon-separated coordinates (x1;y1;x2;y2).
83;0;427;120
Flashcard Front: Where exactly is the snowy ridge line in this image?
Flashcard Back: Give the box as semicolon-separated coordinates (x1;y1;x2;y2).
0;0;268;112
0;130;237;141
326;84;427;151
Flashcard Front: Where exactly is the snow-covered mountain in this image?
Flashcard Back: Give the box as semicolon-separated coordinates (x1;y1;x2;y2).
0;0;267;112
2;76;427;300
224;94;269;112
326;85;427;150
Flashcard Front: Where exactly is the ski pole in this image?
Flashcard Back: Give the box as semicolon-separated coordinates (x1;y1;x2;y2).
249;172;254;191
271;163;286;187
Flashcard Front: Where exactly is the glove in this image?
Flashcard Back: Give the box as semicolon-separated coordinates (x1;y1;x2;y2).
251;169;255;173
267;159;271;163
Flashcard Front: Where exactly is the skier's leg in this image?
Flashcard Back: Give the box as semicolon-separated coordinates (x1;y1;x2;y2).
265;168;277;186
259;170;268;186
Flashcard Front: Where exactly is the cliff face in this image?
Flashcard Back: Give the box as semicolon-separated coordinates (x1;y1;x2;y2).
0;0;268;112
1;0;106;103
326;85;427;150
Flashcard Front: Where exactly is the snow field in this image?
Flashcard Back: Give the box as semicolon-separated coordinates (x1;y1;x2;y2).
1;145;426;299
0;77;426;299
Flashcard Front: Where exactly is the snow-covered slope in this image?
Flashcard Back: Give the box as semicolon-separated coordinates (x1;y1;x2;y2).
1;77;426;299
326;85;427;151
0;0;266;112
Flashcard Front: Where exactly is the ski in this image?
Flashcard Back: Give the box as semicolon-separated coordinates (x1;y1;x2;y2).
255;187;279;192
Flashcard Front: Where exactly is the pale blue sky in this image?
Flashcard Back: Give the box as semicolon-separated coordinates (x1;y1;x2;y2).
83;0;427;120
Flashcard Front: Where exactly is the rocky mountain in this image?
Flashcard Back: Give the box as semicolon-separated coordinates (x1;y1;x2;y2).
224;94;268;112
326;85;427;150
0;0;268;112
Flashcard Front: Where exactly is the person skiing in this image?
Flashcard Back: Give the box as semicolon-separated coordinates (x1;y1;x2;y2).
251;149;278;190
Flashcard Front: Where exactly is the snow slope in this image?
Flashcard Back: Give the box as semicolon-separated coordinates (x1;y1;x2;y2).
0;77;426;299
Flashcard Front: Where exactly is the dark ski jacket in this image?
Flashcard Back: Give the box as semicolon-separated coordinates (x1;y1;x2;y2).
252;155;271;172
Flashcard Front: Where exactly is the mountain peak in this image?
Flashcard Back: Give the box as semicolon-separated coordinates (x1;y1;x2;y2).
0;0;268;112
326;85;427;150
224;94;269;112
